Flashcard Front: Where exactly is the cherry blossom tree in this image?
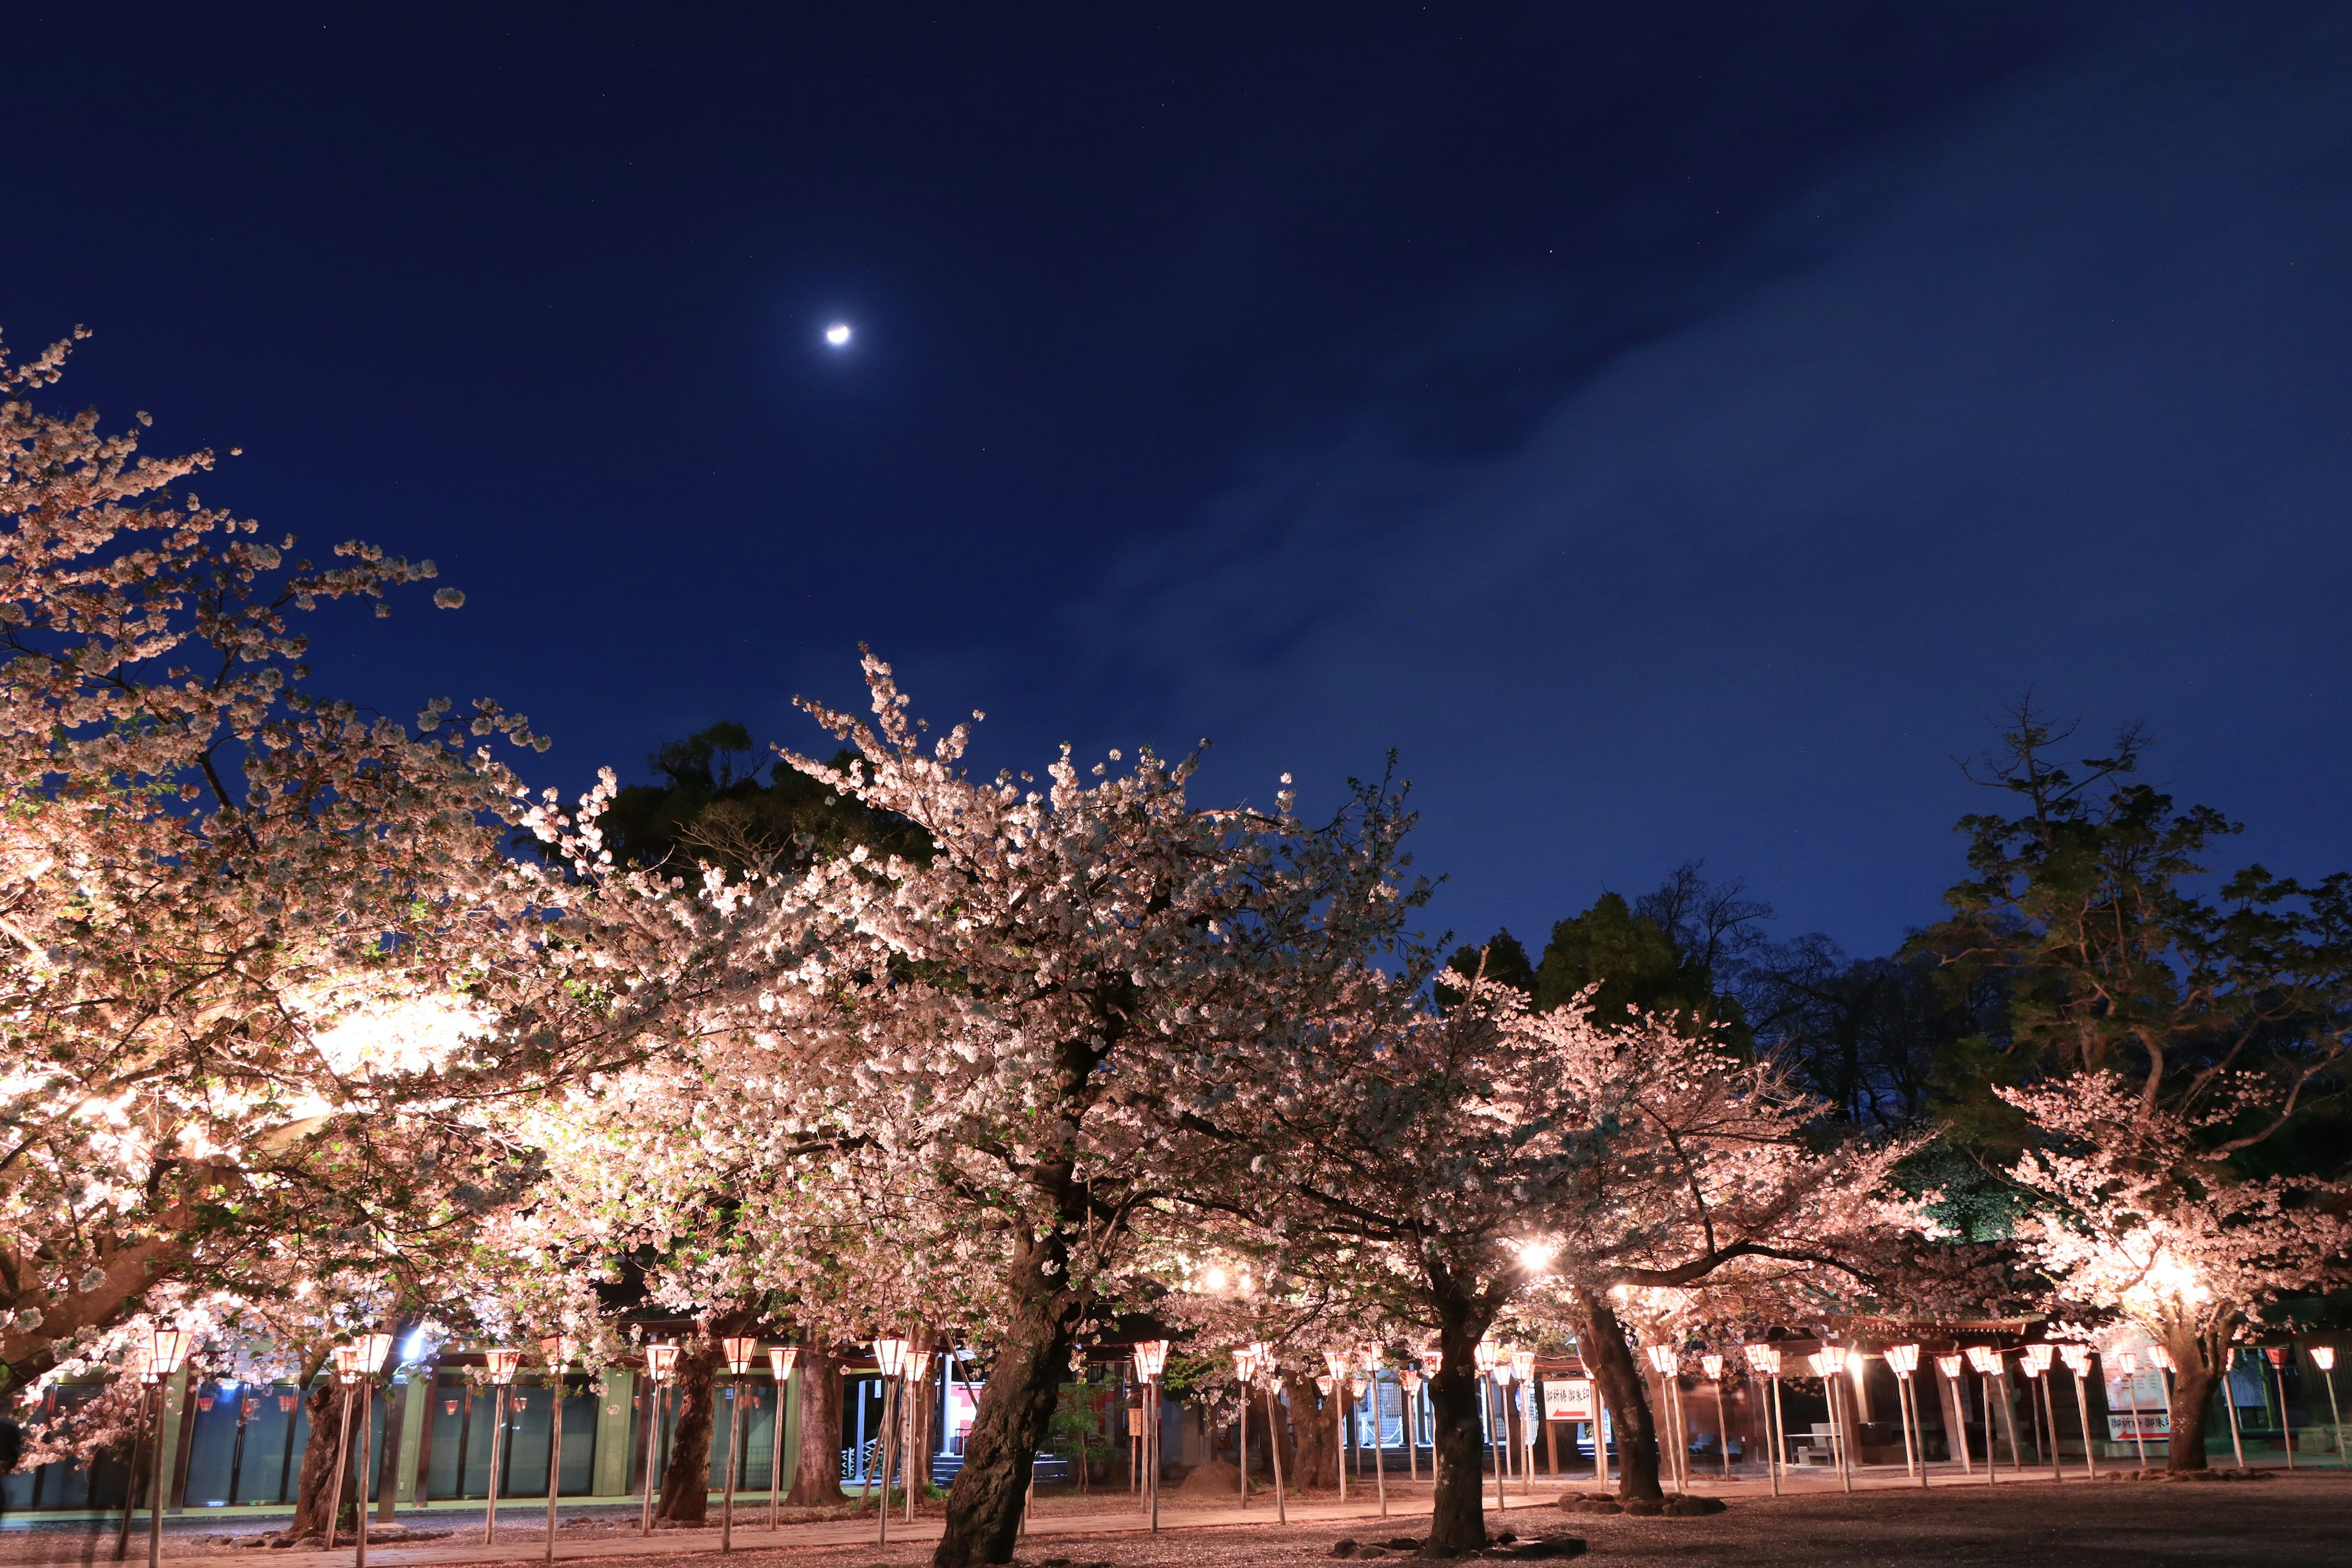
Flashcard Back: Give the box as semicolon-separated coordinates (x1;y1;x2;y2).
0;325;584;1391
2002;1072;2352;1470
519;655;1425;1567
1172;973;1919;1550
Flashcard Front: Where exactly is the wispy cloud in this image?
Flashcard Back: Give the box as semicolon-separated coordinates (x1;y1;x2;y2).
1069;9;2352;950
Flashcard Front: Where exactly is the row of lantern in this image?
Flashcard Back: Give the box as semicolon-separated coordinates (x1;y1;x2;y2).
117;1324;2349;1562
1670;1338;2348;1492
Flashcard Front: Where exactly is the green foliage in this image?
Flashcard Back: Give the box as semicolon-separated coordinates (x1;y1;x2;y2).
1891;1140;2026;1243
1155;1351;1220;1405
586;721;925;878
1047;1382;1117;1465
1905;704;2352;1164
1531;889;1753;1050
1436;928;1535;1011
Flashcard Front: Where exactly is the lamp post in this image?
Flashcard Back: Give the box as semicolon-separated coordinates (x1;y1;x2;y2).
326;1346;363;1553
350;1333;395;1567
1967;1347;2020;1476
1349;1373;1384;1515
1743;1345;1784;1496
538;1336;578;1565
1936;1355;1973;1479
1398;1368;1423;1484
1699;1355;1729;1480
717;1336;758;1553
115;1347;154;1564
1645;1347;1685;1493
1807;1351;1850;1493
872;1338;908;1547
2057;1346;2098;1480
1134;1340;1169;1533
1472;1341;1504;1513
481;1349;523;1544
1493;1352;1520;1490
1321;1351;1352;1502
2021;1345;2061;1481
1316;1371;1338;1493
903;1348;932;1523
2145;1343;2178;1466
2114;1352;2149;1471
1509;1350;1537;1493
1232;1346;1257;1508
1259;1346;1289;1524
1840;1349;1866;1487
765;1348;798;1528
144;1329;192;1568
2263;1348;2295;1470
2310;1347;2345;1469
1887;1346;1926;1487
2220;1346;2247;1471
640;1343;679;1537
1417;1348;1442;1484
1366;1346;1393;1513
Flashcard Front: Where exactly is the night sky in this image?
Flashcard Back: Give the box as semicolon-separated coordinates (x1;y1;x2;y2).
9;3;2352;956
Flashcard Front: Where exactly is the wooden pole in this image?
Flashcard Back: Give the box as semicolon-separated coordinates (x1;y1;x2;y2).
324;1382;355;1553
546;1369;566;1564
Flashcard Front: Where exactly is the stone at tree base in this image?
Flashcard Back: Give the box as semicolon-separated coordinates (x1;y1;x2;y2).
1178;1457;1245;1497
1664;1493;1728;1515
1332;1539;1362;1558
1619;1496;1665;1516
1386;1538;1427;1550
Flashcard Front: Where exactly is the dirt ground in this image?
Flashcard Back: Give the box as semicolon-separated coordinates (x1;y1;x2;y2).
4;1473;2344;1567
646;1475;2350;1566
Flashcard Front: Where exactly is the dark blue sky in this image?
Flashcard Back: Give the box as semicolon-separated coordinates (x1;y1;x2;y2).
9;2;2351;956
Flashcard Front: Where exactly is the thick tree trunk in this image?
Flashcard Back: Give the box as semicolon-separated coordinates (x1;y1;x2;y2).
285;1381;357;1540
1575;1295;1662;1502
655;1337;720;1523
1426;1300;1494;1556
2163;1329;2227;1474
784;1347;846;1506
932;1232;1080;1568
1284;1373;1338;1488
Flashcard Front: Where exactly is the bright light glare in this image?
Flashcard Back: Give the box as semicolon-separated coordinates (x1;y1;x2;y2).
1515;1240;1556;1270
824;323;853;347
311;997;481;1077
1202;1265;1228;1292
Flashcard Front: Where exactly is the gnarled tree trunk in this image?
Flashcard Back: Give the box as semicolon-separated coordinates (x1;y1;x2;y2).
1426;1298;1496;1556
655;1337;720;1523
285;1379;357;1540
932;1230;1080;1568
1283;1373;1337;1488
1575;1294;1662;1502
785;1346;846;1506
